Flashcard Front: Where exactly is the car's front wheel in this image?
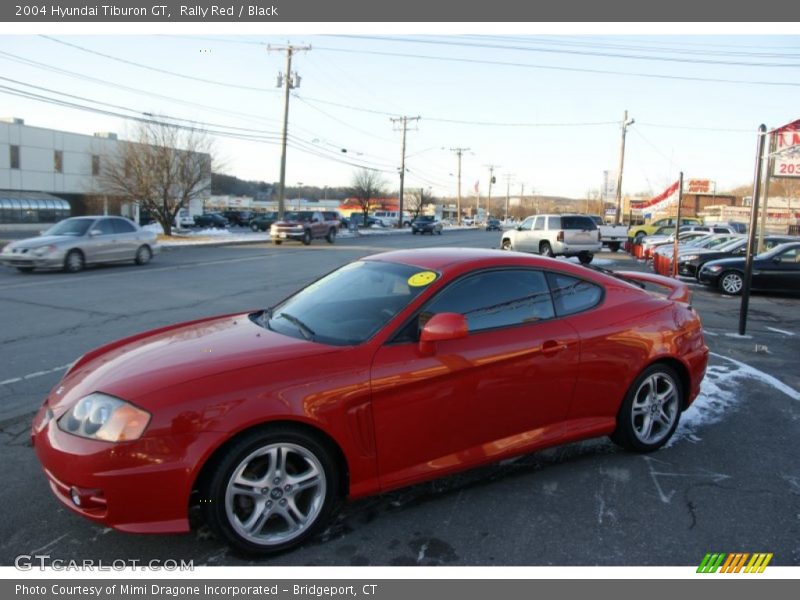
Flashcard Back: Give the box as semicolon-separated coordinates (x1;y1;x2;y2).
719;270;744;295
325;228;336;244
134;245;152;265
611;363;683;452
63;250;84;273
204;428;340;556
578;252;593;265
251;223;260;232
501;239;512;251
301;230;312;246
540;241;554;257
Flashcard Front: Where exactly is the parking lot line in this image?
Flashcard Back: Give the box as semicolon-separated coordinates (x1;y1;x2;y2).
0;363;71;387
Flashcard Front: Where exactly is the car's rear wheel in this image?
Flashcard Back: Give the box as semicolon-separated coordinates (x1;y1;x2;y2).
611;364;682;452
540;241;554;257
302;230;312;246
719;270;744;295
608;242;620;253
578;252;593;265
325;228;336;244
134;245;152;265
63;250;84;273
204;428;340;556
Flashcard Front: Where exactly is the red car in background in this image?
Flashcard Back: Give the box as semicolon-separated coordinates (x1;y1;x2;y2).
32;249;708;555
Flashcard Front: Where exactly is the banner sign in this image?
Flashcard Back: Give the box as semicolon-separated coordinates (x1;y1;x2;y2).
631;180;679;213
772;119;800;178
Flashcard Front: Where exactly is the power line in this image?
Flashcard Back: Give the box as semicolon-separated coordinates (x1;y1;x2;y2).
314;45;800;88
39;35;281;93
328;34;800;68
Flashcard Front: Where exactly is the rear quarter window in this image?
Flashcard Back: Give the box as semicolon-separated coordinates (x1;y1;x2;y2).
546;273;603;316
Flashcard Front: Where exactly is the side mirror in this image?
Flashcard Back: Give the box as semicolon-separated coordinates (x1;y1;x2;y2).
419;313;468;354
773;256;781;264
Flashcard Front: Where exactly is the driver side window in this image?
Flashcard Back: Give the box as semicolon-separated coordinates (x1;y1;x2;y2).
416;269;555;337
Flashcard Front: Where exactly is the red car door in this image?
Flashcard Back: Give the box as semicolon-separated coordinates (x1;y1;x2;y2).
369;268;581;491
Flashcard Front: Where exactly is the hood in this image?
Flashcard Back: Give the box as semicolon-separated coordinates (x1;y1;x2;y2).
6;235;80;250
702;256;746;270
50;313;339;411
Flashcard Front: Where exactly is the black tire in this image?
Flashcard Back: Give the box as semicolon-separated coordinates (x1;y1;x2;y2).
134;245;152;266
63;250;84;273
412;230;418;235
578;252;593;265
718;270;744;295
540;241;554;257
325;228;336;244
16;267;34;273
610;363;683;453
501;239;512;251
203;427;341;556
251;223;259;232
301;230;312;246
634;231;647;243
273;240;283;245
436;228;442;235
608;242;621;253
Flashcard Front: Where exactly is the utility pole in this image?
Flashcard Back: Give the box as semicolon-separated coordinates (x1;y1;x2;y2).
614;110;635;225
503;174;515;221
269;43;311;219
757;129;776;253
451;147;470;225
485;164;498;217
391;116;420;228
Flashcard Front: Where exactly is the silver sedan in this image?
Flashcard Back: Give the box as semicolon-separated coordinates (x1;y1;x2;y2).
0;216;160;273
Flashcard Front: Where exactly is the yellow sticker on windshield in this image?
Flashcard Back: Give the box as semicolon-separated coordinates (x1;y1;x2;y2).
408;271;438;287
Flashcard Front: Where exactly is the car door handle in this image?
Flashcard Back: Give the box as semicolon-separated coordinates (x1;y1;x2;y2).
541;340;568;356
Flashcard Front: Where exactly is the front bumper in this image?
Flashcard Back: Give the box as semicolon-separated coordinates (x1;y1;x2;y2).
697;268;720;287
32;407;217;534
0;252;65;270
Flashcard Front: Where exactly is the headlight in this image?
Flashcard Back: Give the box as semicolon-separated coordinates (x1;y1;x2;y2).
682;254;700;262
705;265;723;273
32;245;57;257
58;393;150;442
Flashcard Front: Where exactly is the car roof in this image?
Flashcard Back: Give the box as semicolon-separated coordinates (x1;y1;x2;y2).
362;247;595;276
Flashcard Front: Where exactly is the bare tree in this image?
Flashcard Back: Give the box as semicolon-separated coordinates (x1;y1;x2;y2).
100;120;213;236
407;187;434;221
349;168;387;226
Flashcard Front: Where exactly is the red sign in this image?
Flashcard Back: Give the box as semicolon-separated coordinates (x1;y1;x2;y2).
685;179;712;194
772;119;800;178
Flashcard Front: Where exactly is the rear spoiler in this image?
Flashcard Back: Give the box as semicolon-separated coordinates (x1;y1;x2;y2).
615;271;690;303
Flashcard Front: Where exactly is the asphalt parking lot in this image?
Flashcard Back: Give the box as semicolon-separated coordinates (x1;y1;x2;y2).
0;229;798;566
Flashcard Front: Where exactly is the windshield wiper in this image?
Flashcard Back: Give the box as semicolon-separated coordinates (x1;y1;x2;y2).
260;307;273;329
278;312;315;340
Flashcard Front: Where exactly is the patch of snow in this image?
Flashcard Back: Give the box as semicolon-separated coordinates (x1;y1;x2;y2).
667;352;800;447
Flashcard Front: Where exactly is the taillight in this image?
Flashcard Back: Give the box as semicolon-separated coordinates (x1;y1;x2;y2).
557;230;564;242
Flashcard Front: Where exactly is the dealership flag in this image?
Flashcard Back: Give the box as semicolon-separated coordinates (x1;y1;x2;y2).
634;180;680;213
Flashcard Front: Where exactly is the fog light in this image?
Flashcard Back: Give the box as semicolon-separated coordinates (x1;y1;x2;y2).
70;487;82;507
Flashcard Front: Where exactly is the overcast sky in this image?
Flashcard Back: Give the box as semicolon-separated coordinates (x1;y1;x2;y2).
1;30;798;199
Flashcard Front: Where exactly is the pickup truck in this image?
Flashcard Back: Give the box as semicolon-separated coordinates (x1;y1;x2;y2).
589;215;628;252
270;210;339;245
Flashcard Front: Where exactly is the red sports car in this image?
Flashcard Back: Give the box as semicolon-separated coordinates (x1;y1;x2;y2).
32;248;708;555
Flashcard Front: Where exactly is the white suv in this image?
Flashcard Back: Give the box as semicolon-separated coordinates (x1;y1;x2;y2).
501;214;602;264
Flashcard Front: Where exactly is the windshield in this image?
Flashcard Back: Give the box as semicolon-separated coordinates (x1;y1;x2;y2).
43;218;94;237
284;211;313;222
712;237;746;252
260;261;435;345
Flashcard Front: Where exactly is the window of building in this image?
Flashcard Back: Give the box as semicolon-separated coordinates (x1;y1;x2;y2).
92;155;100;176
54;150;63;173
10;145;20;169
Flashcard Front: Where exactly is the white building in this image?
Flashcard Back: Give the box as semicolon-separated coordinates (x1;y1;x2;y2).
0;118;209;228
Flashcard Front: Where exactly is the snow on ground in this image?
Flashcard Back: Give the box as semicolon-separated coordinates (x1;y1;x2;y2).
667;352;800;447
